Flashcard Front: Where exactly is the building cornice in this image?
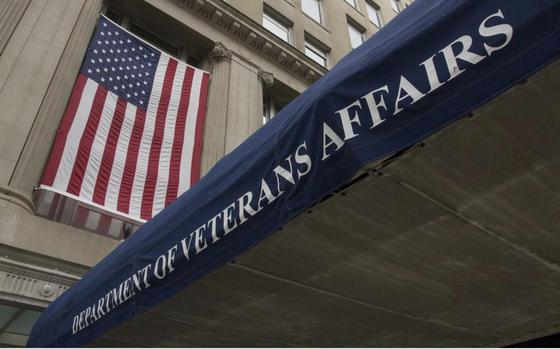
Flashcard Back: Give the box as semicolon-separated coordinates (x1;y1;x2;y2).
0;257;79;308
178;0;327;83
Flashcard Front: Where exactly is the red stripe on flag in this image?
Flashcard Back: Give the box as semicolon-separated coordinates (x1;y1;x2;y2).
117;107;146;214
97;214;113;236
41;74;88;186
190;72;210;186
165;67;194;206
73;206;90;228
141;59;178;220
92;97;127;205
67;86;108;196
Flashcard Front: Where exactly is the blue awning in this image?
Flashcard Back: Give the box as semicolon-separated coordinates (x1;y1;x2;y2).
28;0;560;346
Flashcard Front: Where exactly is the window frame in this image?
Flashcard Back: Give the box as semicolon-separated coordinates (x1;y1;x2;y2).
391;0;401;13
128;22;180;58
262;10;292;44
104;10;201;66
301;0;323;24
347;21;365;49
263;95;276;124
304;38;329;68
344;0;357;8
365;1;383;27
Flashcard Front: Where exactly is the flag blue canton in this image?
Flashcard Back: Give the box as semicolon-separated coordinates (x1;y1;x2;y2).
80;17;161;108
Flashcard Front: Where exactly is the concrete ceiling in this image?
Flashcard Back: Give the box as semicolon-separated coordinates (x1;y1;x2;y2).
94;58;560;347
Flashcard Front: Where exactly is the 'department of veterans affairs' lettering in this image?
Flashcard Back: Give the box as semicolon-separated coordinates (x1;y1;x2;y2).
28;1;560;346
75;5;514;338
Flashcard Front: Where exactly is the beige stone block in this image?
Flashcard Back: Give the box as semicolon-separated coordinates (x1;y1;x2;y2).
0;0;84;185
0;0;31;55
11;0;102;195
0;203;118;268
0;0;46;89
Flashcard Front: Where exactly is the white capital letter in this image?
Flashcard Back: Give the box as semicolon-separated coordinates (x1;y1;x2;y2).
440;35;485;81
321;122;344;161
335;100;362;140
479;9;512;56
361;85;389;128
394;76;425;114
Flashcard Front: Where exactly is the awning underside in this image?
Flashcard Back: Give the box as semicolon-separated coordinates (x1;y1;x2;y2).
92;50;560;348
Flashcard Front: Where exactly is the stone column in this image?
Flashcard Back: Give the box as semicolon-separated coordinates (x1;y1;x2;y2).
200;42;233;176
0;0;30;55
223;54;267;153
1;0;103;213
200;42;274;177
0;0;119;311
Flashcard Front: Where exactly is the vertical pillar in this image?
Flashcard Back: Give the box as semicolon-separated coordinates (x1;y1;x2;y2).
223;54;264;153
2;0;103;213
0;0;30;55
200;42;232;176
200;42;273;177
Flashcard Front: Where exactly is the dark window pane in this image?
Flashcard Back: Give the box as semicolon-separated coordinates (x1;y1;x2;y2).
129;23;179;57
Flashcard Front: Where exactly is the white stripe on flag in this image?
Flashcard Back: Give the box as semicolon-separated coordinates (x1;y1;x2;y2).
80;91;118;201
105;103;137;211
53;79;99;191
178;69;204;195
129;54;169;218
152;61;187;217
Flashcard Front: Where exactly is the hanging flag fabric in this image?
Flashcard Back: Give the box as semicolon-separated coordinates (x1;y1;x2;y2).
40;15;209;222
28;0;560;347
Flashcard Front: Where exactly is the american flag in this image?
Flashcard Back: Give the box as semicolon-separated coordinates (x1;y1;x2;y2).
40;16;209;222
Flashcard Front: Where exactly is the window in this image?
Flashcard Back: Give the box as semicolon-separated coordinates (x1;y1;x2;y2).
263;11;291;43
345;0;357;8
129;23;180;57
130;22;201;67
105;11;202;67
347;22;364;49
263;84;297;126
263;95;276;124
391;0;400;13
302;0;322;24
0;305;42;338
366;2;382;27
305;40;328;67
105;8;123;24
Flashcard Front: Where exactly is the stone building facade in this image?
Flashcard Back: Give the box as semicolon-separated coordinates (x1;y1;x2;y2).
0;0;408;345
